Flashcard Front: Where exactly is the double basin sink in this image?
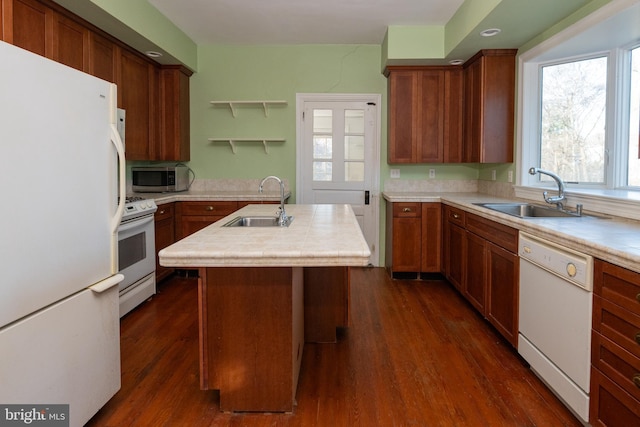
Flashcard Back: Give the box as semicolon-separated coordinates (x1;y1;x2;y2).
474;202;584;219
223;215;293;227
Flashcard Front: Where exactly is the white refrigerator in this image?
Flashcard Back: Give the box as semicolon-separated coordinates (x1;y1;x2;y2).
0;41;125;426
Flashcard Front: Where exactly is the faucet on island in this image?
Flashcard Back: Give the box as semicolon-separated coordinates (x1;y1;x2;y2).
258;175;292;226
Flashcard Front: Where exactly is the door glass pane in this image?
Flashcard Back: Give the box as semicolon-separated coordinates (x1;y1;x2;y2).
313;136;332;159
345;135;364;160
344;109;364;133
313;110;332;133
540;56;607;183
628;46;640;186
313;161;332;181
345;162;364;182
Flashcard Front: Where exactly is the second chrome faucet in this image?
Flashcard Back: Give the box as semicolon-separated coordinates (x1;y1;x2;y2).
258;175;292;226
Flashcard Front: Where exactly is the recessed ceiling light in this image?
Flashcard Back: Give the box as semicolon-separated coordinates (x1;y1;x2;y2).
449;59;464;65
145;50;163;58
480;28;501;37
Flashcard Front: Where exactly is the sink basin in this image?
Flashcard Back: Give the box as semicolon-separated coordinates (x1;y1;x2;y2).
473;203;580;218
223;215;293;227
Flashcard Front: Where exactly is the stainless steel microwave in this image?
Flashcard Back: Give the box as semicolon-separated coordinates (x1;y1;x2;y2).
132;166;189;192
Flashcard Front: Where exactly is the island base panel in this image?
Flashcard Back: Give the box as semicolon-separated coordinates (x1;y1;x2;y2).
198;267;304;413
304;267;350;343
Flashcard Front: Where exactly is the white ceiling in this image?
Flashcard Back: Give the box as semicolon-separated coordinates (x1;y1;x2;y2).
148;0;466;45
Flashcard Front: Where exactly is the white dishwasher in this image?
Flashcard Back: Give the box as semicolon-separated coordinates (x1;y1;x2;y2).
518;232;593;423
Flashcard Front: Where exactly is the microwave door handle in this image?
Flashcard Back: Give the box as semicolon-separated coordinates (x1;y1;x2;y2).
118;215;154;232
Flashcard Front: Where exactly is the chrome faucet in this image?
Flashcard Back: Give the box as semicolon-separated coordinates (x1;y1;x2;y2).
258;175;291;226
528;167;566;209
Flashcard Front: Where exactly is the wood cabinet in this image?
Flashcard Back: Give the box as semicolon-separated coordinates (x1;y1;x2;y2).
385;202;441;278
442;205;519;346
159;66;192;161
1;0;191;162
590;259;640;425
154;202;175;282
175;201;239;240
386;66;463;164
462;49;517;163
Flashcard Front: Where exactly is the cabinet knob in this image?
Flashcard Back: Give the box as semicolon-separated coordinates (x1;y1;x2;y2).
205;206;214;211
452;213;459;219
159;210;165;215
403;207;412;212
636;293;640;303
635;332;640;345
634;375;640;388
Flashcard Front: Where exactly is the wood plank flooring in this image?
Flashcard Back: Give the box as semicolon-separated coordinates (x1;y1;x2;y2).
86;268;582;426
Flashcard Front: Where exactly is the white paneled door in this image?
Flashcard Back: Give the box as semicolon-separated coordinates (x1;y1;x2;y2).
296;94;380;265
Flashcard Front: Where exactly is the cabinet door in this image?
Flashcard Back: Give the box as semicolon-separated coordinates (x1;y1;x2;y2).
465;231;486;312
486;241;519;346
159;66;191;161
391;216;421;272
443;68;464;162
88;31;116;82
417;70;444;162
388;71;417;163
51;12;88;72
446;222;465;291
154;203;175;282
463;58;481;163
5;0;53;57
118;49;157;160
421;203;441;272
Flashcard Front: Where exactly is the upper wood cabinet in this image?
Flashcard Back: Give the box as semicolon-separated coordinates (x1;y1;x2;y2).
159;65;192;161
2;0;191;162
463;49;517;163
386;66;463;164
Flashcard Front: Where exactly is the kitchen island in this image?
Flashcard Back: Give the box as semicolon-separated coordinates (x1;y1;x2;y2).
159;204;370;413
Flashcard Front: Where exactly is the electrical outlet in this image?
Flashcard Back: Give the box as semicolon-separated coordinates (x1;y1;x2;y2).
491;170;496;181
429;169;436;179
508;171;513;182
390;169;400;179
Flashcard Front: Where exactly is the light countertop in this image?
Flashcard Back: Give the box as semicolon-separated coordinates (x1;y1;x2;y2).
133;190;288;205
383;191;640;274
159;203;371;268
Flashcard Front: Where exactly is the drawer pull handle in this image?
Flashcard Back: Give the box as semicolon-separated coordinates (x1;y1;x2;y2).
159;210;165;215
206;206;214;211
452;213;459;219
636;332;640;345
636;293;640;303
403;208;412;213
634;375;640;388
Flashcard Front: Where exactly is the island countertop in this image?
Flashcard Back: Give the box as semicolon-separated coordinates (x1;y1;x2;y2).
158;203;371;268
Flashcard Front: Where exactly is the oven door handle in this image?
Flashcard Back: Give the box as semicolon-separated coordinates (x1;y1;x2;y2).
119;215;154;232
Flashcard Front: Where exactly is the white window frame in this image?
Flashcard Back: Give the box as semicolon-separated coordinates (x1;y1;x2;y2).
515;0;640;220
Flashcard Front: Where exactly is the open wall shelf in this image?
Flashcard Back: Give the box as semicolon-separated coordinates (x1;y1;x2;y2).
210;100;288;117
208;138;285;154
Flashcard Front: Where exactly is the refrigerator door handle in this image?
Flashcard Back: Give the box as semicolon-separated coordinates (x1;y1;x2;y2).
110;85;126;235
90;273;124;294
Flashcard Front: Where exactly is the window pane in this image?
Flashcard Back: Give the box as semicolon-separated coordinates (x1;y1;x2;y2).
540;57;607;183
345;109;364;133
313;162;332;181
628;47;640;187
345;162;364;182
313;110;332;133
313;136;332;159
344;135;364;160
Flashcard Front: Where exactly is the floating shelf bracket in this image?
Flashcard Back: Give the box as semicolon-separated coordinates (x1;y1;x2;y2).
208;138;285;154
210;100;287;117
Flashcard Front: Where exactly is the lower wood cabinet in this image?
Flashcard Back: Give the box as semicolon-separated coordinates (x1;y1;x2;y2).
442;205;519;347
590;259;640;425
154;202;175;282
175;201;238;240
385;201;441;278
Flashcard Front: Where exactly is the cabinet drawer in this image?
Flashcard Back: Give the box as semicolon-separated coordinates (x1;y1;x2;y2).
444;205;465;226
465;213;517;253
592;332;640;402
154;203;174;221
593;295;640;359
594;259;640;313
179;201;238;216
393;203;421;218
590;367;640;426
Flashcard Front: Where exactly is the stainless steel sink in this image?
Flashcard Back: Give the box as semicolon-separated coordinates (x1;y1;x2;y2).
222;215;293;227
473;203;581;218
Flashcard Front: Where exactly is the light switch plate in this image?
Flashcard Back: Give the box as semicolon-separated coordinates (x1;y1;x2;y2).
429;169;436;179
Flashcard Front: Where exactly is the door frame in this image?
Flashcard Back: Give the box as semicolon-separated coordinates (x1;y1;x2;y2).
295;93;381;266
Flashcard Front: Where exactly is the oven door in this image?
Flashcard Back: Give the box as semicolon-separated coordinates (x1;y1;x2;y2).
117;214;155;293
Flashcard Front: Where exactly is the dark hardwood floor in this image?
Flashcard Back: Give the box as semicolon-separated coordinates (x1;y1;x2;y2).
86;268;581;426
